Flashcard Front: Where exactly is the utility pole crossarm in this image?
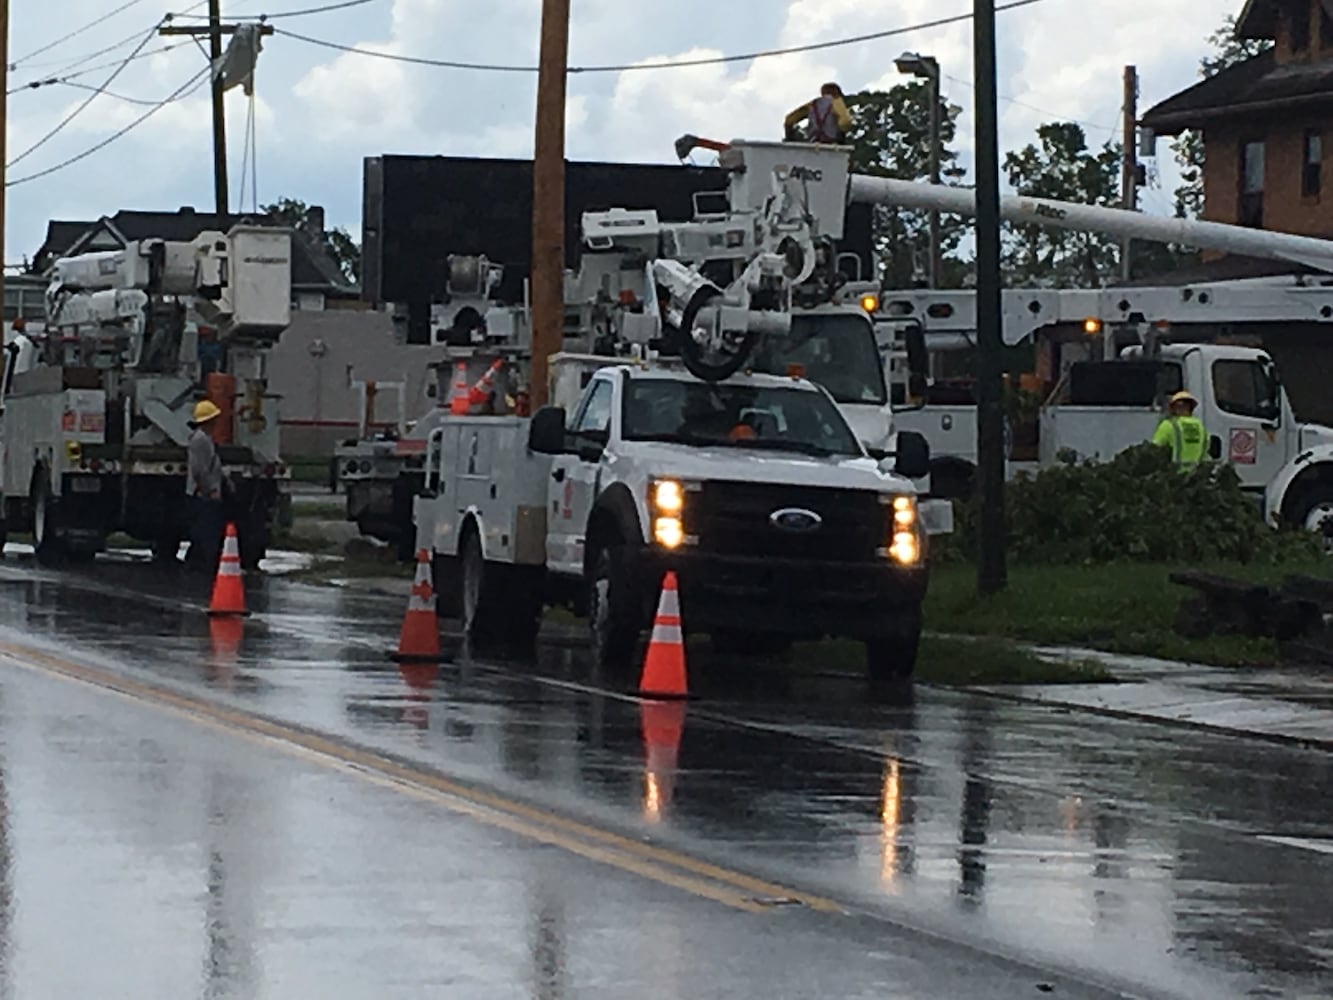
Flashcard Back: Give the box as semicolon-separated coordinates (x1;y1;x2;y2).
158;25;275;36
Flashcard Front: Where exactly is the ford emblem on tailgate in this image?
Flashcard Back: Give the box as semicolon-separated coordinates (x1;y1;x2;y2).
769;507;822;532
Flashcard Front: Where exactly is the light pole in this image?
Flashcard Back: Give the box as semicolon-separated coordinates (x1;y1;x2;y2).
896;51;942;288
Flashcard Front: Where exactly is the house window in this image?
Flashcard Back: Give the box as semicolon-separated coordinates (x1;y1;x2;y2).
1292;4;1312;51
1240;139;1265;227
1305;131;1323;197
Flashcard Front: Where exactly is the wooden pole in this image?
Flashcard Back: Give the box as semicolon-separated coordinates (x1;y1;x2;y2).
209;0;228;214
529;0;570;408
0;0;9;320
1120;65;1139;282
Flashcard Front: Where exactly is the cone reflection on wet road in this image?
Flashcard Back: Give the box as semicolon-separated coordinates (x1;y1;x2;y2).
640;700;686;824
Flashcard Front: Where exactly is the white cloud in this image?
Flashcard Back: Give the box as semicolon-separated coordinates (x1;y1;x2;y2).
3;0;1253;263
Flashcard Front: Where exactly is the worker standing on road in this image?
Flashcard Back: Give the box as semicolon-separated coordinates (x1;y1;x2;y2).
784;82;852;144
1151;390;1208;468
185;400;228;572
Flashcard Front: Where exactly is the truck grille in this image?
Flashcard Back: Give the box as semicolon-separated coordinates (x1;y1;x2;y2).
684;481;886;563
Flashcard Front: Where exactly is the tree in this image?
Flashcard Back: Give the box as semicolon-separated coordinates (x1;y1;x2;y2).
1001;122;1123;286
1172;15;1274;218
845;82;968;288
261;197;361;285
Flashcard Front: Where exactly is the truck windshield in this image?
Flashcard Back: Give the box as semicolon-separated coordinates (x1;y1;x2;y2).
622;379;865;458
751;314;888;406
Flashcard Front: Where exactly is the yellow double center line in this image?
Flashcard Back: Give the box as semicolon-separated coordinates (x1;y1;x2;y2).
0;641;842;916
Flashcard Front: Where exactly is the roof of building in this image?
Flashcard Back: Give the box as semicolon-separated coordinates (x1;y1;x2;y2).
1140;48;1333;133
1235;0;1333;39
31;208;356;295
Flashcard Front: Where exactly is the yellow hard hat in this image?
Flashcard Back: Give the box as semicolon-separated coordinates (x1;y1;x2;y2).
193;400;222;424
1170;390;1198;406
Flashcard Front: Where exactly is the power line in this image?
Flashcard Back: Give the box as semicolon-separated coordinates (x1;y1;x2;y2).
9;0;148;67
172;0;379;18
55;80;176;108
8;43;189;96
7;68;211;188
943;73;1118;134
271;0;1046;75
7;26;163;170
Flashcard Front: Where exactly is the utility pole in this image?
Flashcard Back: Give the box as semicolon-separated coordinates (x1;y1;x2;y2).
973;0;1007;594
529;0;570;408
159;8;273;216
0;0;9;324
1120;65;1139;283
927;67;942;288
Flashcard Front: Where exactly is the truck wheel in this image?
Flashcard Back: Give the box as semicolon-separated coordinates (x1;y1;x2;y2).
238;518;270;571
588;545;643;678
864;610;923;684
460;530;502;643
32;470;64;566
1289;486;1333;543
434;554;463;621
711;632;792;658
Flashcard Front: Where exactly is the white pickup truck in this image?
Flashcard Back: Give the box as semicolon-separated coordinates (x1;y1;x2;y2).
415;356;933;681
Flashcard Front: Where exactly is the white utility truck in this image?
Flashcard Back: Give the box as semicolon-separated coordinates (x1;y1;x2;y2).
416;354;931;680
0;225;292;565
875;284;1333;534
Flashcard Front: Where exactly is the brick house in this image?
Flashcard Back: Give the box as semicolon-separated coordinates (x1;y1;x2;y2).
1142;0;1333;237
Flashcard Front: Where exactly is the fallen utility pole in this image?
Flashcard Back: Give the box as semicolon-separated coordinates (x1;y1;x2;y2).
973;0;1007;594
529;0;571;408
160;9;273;215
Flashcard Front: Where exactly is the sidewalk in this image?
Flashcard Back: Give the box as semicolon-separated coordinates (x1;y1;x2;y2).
978;645;1333;750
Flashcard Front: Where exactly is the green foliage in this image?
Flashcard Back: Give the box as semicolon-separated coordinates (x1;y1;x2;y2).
845;83;968;288
1001;123;1123;287
1171;15;1274;220
261;197;362;285
949;443;1322;566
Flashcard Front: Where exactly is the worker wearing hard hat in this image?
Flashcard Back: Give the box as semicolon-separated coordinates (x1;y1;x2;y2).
185;400;229;572
784;82;852;144
1151;390;1208;468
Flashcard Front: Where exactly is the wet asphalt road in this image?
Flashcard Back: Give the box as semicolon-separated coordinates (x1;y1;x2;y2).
0;553;1328;999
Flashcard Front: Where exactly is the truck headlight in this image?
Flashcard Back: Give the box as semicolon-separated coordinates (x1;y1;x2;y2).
652;479;684;515
882;495;921;565
654;517;684;548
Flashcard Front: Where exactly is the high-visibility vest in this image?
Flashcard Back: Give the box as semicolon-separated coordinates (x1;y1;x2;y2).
1152;415;1207;467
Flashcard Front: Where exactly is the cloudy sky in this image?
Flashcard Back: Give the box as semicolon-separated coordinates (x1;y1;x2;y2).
6;0;1243;269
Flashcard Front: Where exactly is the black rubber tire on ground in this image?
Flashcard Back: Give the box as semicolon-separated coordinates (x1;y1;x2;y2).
238;516;270;572
1287;485;1333;544
460;529;504;644
506;566;545;652
151;521;183;564
392;478;417;563
32;469;64;566
434;554;463;621
588;544;644;679
864;609;924;684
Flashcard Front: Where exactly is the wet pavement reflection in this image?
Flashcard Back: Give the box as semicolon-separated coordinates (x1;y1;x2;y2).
0;554;1328;998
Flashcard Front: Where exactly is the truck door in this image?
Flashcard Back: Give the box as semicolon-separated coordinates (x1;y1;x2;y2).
546;378;614;576
1206;355;1286;489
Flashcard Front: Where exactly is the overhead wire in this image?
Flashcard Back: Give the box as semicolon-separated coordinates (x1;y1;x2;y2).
270;0;1046;75
8;43;190;96
9;0;148;68
7;67;212;188
6;24;164;170
171;0;379;19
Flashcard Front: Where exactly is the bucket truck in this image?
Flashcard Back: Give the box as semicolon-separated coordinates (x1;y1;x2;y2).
0;225;292;566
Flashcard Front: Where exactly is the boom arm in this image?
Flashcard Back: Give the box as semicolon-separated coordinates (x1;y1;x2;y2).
847;174;1333;274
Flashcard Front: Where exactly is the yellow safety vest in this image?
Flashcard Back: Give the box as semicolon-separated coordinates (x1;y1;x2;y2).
1152;415;1207;467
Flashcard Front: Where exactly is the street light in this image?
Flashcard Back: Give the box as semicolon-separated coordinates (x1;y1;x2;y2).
895;51;942;289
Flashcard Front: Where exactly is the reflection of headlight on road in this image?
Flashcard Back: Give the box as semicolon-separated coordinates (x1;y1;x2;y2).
653;479;684;515
654;517;684;549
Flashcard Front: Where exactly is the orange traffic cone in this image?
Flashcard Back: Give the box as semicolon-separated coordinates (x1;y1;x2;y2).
640;700;686;822
207;523;248;617
466;358;505;410
448;361;471;415
390;549;448;663
638;571;688;699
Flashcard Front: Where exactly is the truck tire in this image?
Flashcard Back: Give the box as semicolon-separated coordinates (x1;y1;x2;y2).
864;609;923;684
460;529;504;644
711;631;792;658
434;554;463;621
238;517;270;571
32;470;64;566
1288;485;1333;543
588;544;644;679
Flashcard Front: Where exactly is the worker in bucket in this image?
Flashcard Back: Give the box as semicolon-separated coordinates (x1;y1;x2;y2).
783;82;852;144
1151;390;1208;468
185;400;229;572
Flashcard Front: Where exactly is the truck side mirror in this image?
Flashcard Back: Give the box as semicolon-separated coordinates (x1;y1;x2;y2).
1209;435;1222;460
894;430;931;480
528;406;568;454
904;326;929;378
